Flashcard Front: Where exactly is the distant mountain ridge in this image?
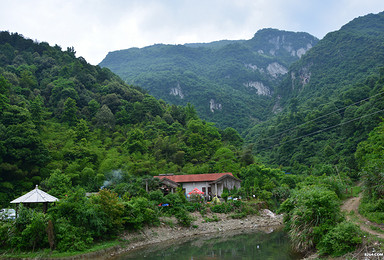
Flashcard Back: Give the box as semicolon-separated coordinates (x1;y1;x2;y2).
277;12;384;104
245;11;384;171
100;28;318;132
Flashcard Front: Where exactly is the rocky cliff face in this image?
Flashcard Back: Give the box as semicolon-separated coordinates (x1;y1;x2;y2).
100;28;318;131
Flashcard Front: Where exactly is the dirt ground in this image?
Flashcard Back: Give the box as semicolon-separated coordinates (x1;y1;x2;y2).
341;192;384;239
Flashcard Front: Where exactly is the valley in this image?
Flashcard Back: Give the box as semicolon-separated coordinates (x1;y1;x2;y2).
1;10;384;259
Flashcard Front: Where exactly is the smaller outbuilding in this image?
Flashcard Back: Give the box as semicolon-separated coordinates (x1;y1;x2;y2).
10;185;59;214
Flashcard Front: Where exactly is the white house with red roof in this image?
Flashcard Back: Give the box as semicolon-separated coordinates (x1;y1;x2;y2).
154;173;241;197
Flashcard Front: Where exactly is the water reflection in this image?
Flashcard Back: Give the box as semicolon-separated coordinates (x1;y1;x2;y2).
115;228;301;260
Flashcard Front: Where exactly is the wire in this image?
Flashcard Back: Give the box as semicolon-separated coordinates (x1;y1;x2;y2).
266;90;384;140
259;107;384;151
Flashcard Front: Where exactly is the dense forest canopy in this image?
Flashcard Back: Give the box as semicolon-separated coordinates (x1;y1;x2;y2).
0;31;249;206
1;11;384;257
245;11;384;175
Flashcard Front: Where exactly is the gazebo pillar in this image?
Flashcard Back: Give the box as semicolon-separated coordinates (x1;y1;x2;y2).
43;202;48;213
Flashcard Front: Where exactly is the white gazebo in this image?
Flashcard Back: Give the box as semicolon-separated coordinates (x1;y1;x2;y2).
10;185;59;214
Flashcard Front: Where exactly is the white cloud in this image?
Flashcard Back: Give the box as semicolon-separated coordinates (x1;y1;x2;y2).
0;0;383;64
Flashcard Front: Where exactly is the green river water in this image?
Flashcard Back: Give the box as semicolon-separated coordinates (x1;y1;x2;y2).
114;228;302;260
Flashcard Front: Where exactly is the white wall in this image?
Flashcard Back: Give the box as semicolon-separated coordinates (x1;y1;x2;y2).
182;181;210;196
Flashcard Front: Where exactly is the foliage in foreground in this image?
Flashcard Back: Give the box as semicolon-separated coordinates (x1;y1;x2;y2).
317;221;362;257
279;185;361;255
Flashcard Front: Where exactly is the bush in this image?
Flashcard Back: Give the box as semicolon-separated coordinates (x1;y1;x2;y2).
185;202;204;213
122;197;159;230
230;212;247;219
149;190;164;205
0;221;13;248
90;189;124;236
317;221;362;256
203;215;220;222
211;202;233;213
230;199;242;208
55;217;93;252
359;198;384;224
20;212;48;251
279;185;342;253
175;209;194;227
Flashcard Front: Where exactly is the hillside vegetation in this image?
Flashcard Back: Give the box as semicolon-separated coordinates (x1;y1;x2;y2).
1;11;384;258
100;29;318;132
0;31;250;204
246;11;384;177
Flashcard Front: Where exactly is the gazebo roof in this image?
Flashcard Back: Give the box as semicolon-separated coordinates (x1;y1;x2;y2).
10;185;59;204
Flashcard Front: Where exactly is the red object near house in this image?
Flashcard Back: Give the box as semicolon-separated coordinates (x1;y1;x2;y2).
188;188;204;195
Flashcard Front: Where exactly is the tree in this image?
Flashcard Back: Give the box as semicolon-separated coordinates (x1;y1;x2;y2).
42;169;72;198
355;121;384;199
88;99;100;118
95;105;115;130
62;97;78;126
221;127;243;147
0;75;10;115
29;95;44;128
74;119;90;141
90;189;124;236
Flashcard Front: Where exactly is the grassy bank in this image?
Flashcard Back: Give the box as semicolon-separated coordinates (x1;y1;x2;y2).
0;240;121;259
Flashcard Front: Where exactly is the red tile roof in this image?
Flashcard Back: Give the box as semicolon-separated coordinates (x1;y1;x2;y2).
154;173;234;183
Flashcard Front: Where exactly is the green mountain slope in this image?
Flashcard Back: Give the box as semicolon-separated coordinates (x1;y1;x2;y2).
99;29;318;132
245;11;384;175
0;31;249;205
277;12;384;102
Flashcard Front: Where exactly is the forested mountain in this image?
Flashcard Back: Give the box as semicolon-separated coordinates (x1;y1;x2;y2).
245;11;384;175
99;29;318;131
0;31;248;206
2;13;384;257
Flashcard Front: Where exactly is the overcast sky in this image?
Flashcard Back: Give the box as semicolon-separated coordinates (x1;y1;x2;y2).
1;0;384;65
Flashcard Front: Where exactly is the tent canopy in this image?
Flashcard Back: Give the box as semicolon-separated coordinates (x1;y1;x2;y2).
10;185;59;204
188;188;204;195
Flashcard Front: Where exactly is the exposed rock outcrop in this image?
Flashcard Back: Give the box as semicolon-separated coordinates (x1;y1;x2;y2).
243;81;271;96
209;99;222;112
267;62;288;78
170;82;184;99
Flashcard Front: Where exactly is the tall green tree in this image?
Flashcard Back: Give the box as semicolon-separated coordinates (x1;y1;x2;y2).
62;97;78;126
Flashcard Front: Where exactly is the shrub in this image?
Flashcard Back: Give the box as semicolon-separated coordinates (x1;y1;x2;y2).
279;185;342;253
203;215;220;222
211;202;233;213
122;197;159;230
175;209;194;227
185;202;204;213
230;199;242;208
0;221;13;248
317;221;362;256
149;190;164;205
230;212;247;219
359;198;384;224
90;189;124;236
20;212;48;251
55;217;93;252
49;187;107;238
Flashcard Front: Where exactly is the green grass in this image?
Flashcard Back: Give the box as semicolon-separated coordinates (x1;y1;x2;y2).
359;198;384;225
203;215;220;223
369;225;384;234
351;186;363;197
1;240;121;259
341;185;362;200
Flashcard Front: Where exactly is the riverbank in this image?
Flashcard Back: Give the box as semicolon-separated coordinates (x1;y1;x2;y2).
108;209;283;259
1;210;283;259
